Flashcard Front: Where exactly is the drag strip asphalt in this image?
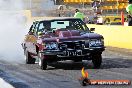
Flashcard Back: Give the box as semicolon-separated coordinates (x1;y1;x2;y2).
0;47;132;88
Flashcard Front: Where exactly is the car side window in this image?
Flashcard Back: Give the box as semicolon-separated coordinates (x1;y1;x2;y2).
28;21;40;35
38;23;44;32
32;23;39;36
35;23;45;36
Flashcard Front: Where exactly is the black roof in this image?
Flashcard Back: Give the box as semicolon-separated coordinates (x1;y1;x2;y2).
34;17;81;22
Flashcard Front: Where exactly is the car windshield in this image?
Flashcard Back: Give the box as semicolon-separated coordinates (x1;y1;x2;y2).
37;19;89;33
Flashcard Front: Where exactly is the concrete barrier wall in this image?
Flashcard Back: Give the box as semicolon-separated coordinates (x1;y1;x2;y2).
87;24;132;49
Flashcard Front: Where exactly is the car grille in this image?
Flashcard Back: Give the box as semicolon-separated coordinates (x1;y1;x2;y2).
59;41;84;50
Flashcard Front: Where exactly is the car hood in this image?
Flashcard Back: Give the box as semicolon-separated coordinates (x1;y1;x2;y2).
42;30;103;42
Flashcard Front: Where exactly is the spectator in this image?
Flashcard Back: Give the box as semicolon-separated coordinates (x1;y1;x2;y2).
92;1;101;12
74;9;84;21
58;5;63;17
126;0;132;26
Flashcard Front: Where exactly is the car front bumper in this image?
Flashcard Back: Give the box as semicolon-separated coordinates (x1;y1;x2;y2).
39;47;105;61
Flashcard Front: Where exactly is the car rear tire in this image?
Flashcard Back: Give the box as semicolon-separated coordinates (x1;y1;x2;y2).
25;50;35;64
39;53;47;70
92;54;102;69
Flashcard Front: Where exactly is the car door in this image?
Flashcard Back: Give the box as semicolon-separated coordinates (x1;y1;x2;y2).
24;24;38;55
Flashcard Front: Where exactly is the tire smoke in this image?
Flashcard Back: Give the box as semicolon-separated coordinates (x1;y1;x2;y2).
0;0;27;63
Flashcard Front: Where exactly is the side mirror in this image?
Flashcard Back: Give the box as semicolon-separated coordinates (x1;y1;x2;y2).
90;28;95;32
38;32;44;36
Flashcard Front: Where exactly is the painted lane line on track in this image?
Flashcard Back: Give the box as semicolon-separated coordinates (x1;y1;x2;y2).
0;78;14;88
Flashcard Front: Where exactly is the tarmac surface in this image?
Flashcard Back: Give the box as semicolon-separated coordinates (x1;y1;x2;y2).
0;47;132;88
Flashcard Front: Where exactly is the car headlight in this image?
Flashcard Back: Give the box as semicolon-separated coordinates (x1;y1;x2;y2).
44;42;58;50
89;39;104;47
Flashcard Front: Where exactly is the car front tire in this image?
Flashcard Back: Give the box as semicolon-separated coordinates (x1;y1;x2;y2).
39;53;47;70
92;54;102;69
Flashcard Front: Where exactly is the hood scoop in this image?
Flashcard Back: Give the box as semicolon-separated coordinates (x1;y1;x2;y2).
59;30;80;37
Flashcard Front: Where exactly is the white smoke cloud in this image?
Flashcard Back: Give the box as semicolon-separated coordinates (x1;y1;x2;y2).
41;0;55;10
0;0;28;63
0;0;23;10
